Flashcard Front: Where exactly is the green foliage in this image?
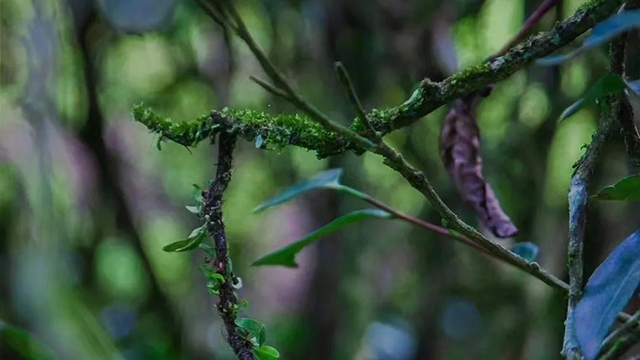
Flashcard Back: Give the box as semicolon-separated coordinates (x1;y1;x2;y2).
200;263;225;295
252;209;392;267
253;169;343;212
162;225;207;252
254;346;280;360
235;318;266;348
235;318;280;359
559;73;627;121
0;321;56;360
593;174;640;201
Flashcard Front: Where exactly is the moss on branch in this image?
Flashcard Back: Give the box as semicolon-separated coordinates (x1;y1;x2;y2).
134;0;622;156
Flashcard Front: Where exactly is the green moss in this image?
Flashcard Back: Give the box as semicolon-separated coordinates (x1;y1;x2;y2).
133;105;338;156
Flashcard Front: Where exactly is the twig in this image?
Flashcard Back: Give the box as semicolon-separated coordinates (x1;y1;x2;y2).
598;328;640;360
249;76;292;101
608;10;640;167
211;0;375;151
333;62;378;137
601;311;640;354
202;132;256;360
561;26;628;360
493;0;560;58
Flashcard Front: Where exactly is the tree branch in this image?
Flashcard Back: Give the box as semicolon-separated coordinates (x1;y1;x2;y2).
561;25;628;359
202;132;256;360
142;0;623;157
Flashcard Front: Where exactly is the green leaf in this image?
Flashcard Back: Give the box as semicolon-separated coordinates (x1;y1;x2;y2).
0;321;56;360
574;230;640;359
510;242;539;262
235;318;266;347
253;169;343;212
254;346;280;360
162;225;207;252
199;243;217;257
252;209;393;267
185;205;200;214
593;174;640;201
193;184;204;204
559;73;627;121
538;10;640;66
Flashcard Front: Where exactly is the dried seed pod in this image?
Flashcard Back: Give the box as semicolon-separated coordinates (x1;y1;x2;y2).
440;92;518;238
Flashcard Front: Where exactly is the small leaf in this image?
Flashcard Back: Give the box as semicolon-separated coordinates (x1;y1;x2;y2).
193;184;204;204
538;11;640;66
574;230;640;359
235;318;266;347
253;169;343;212
255;135;264;149
162;239;193;252
252;209;392;267
626;80;640;95
162;225;207;252
199;243;217;257
559;73;627;121
0;321;56;360
186;205;200;214
254;346;280;360
593;174;640;201
510;242;539;262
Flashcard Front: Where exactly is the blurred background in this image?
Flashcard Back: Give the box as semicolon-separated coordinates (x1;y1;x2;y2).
1;0;639;359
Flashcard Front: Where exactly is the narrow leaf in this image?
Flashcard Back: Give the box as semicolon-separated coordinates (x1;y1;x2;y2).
510;242;539;262
536;50;581;66
593;174;640;201
254;346;280;360
0;321;56;360
538;11;640;66
253;169;343;213
574;230;640;359
162;225;207;252
252;209;392;267
583;10;640;49
626;80;640;95
559;73;627;121
440;96;518;238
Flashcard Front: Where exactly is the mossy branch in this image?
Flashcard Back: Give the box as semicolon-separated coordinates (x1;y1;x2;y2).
136;0;622;157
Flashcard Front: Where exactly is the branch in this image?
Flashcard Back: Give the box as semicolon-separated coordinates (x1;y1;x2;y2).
561;25;628;360
609;4;640;167
147;0;623;158
202;132;256;360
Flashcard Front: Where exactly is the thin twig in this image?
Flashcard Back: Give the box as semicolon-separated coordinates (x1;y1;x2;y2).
493;0;560;58
598;329;640;360
212;0;375;151
333;62;378;137
609;2;640;167
202;132;256;360
249;76;292;101
601;311;640;354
